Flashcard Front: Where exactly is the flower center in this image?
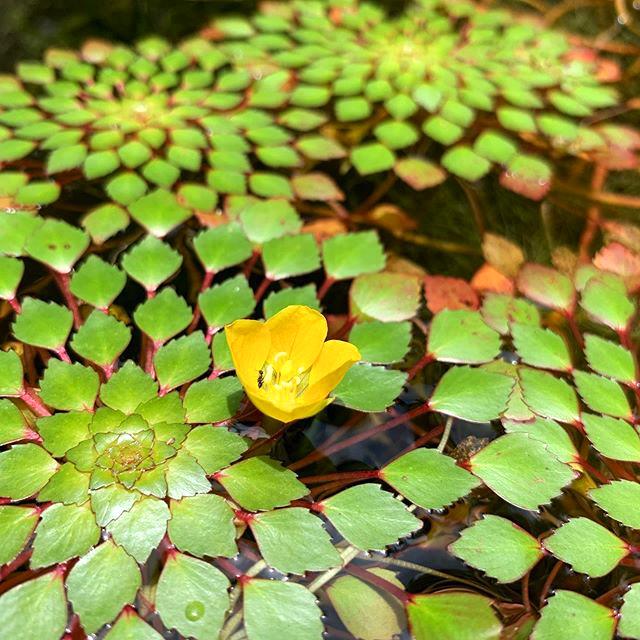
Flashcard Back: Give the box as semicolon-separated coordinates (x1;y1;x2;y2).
257;351;310;403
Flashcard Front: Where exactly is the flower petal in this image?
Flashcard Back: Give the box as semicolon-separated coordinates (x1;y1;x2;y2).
265;305;327;371
303;340;361;403
246;389;333;423
226;319;271;392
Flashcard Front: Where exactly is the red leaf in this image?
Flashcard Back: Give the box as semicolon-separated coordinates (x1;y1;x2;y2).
424;275;479;313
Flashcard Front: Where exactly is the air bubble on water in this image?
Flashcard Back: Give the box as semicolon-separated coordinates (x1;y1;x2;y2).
185;600;205;621
617;14;628;25
634;0;640;9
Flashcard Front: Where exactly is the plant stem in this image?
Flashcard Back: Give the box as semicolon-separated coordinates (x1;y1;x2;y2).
19;387;51;417
407;352;434;381
253;276;272;302
7;298;21;313
51;271;81;329
301;469;380;485
188;270;215;333
308;545;361;593
345;563;410;603
578;163;608;263
317;276;335;301
538;559;563;607
437;416;454;453
54;346;71;363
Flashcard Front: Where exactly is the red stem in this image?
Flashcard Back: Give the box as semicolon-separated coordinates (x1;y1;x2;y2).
20;387;51;417
344;564;410;604
301;470;380;484
407;352;434;381
317;276;335;301
54;346;71;363
145;340;161;376
254;277;273;303
243;250;261;278
187;270;216;333
52;271;82;329
7;298;21;313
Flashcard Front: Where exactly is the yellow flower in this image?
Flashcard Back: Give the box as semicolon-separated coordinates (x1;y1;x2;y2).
226;305;361;423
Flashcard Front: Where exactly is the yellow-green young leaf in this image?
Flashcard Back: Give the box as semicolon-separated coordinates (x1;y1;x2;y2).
38;462;90;505
106;497;170;563
349;321;412;364
469;433;576;510
100;362;158;414
512;324;571;371
350;143;396;175
133;288;192;344
70;256;127;309
218;457;307;511
91;483;141;527
0;256;23;300
408;592;501;640
582;413;640;462
83;150;120;179
0;400;28;445
263;285;320;319
239;199;301;243
104;610;164;640
66;540;141;634
261;234;321;280
121;235;182;293
244;580;323;640
543;517;628;578
503;417;577;464
12;298;73;350
584;334;635;384
31;502;100;568
168;494;236;558
198;274;255;329
0;444;59;500
0;505;39;565
481;293;540;335
533;591;615;640
450;515;543;583
519;368;580;424
382;448;480;510
0;350;23;396
580;275;634;332
589;480;640;529
573;370;632;420
333;364;406;412
37;411;91;458
0;572;68;640
128;189;191;237
193;223;252;273
351;272;421;322
155;552;229;640
70;310;131;366
0;211;42;257
517;264;574;312
82;204;130;244
429;366;514;423
24;218;89;273
441;146;491;181
154;332;210;392
428;310;501;364
183;378;244;424
320;484;421;551
619;583;640;640
39;360;100;412
327;569;406;640
46;143;87;174
183;425;247;474
322;231;385;280
291;173;344;201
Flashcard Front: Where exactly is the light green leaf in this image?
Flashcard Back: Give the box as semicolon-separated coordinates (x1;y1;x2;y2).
104;610;163;640
37;411;91;457
70;310;131;366
322;231;385;280
351;272;420;322
70;256;126;308
100;362;158;414
183;425;247;473
165;452;211;500
154;332;210;391
91;483;141;527
0;505;39;565
584;334;635;384
39;360;100;411
582;413;640;462
198;274;255;329
193;223;252;273
0;399;27;444
121;235;182;293
349;321;412;364
133;288;192;343
333;364;406;412
0;444;58;500
619;583;640;640
262;234;321;280
512;324;571;371
519;368;580;424
12;298;73;350
263;285;320;319
183;378;244;424
589;480;640;529
0;350;23;396
573;370;631;420
24;218;88;273
128;189;191;237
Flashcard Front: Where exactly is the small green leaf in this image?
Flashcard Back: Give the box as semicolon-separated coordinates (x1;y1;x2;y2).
0;211;42;257
333;364;406;412
198;275;255;329
519;368;580;424
469;433;575;510
24;218;89;273
168;494;237;558
381;448;480;510
503;417;577;464
533;591;615;640
394;157;446;190
39;360;100;411
183;378;244;424
248;173;293;200
66;540;141;634
155;332;210;391
239;198;301;243
349;321;411;364
351;143;396;175
70;256;126;308
218;457;307;511
244;580;323;640
263;285;319;319
142;158;180;188
322;231;385;280
155;552;229;640
38;462;90;505
106;172;148;206
104;611;163;640
450;515;543;583
321;484;421;551
31;502;100;568
441;146;491;181
574;370;631;420
0;505;39;565
619;583;640;640
134;288;192;344
0;349;23;396
129;189;191;237
512;324;571;371
193;223;252;273
71;310;131;366
183;425;247;473
584;334;635;384
37;411;91;457
589;480;640;529
351;272;420;322
0;400;28;444
121;235;182;293
165;452;210;500
46;143;87;174
100;361;158;414
517;264;574;312
0;443;58;500
91;483;141;527
291;173;344;201
583;413;640;462
262;234;321;280
82;204;129;244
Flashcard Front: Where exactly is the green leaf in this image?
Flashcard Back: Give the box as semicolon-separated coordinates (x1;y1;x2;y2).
38;462;90;505
91;483;141;527
70;256;126;309
121;235;182;293
168;494;236;558
351;272;420;322
218;457;307;511
46;143;87;174
39;360;99;411
83;150;121;179
429;366;513;422
584;334;635;384
165;452;210;500
183;378;244;424
581;275;635;330
37;411;91;457
441;146;491;181
533;591;615;640
198;274;255;329
589;480;640;529
240;199;301;243
129;189;191;237
381;448;480;509
583;413;640;462
31;502;100;568
469;433;575;510
351;143;396;175
263;285;320;319
336;96;372;122
573;370;631;420
106;496;170;563
512;324;571;371
474;130;518;164
322;231;385;280
428;310;501;364
321;484;421;551
0;256;23;299
375;120;419;149
517;264;574;312
24;218;89;273
543;517;628;578
251;507;332;578
142;158;181;187
519;368;580;424
0;139;35;162
0;211;42;257
193;223;252;273
0;505;39;565
100;362;158;414
408;592;501;640
66;540;141;634
291;173;344;201
0;572;68;640
333;364;406;412
262;234;321;280
182;425;245;474
155;332;210;391
71;310;131;366
106;172;148;206
82;204;129;244
619;583;640;640
104;610;163;640
503;417;577;464
423;116;464;145
0;400;27;444
0;444;58;500
450;515;543;583
155;552;229;640
244;580;323;640
0;349;23;396
349;321;411;364
134;288;192;343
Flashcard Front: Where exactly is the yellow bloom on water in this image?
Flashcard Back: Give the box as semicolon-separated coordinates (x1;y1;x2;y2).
226;305;361;423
